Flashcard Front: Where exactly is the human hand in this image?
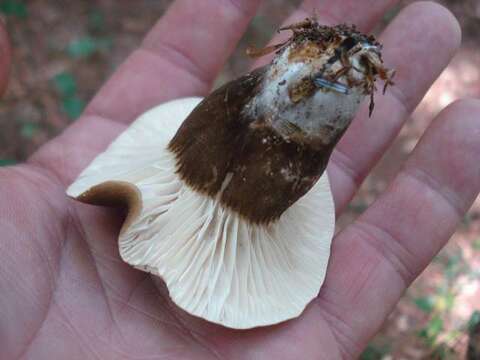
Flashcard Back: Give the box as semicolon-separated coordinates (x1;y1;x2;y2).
1;1;479;359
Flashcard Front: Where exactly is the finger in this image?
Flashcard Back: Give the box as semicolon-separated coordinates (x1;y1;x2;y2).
84;0;262;123
252;0;399;67
0;20;11;96
317;99;480;357
327;1;462;213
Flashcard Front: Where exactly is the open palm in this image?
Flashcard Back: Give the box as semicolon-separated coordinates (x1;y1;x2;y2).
2;1;479;359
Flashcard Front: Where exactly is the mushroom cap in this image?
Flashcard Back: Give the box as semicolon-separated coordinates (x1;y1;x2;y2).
67;97;335;329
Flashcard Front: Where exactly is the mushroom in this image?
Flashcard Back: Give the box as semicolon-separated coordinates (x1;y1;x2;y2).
67;19;394;329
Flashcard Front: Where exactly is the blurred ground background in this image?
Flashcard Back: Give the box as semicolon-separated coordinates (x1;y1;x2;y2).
0;0;479;358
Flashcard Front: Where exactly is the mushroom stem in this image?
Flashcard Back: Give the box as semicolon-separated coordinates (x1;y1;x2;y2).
169;20;392;225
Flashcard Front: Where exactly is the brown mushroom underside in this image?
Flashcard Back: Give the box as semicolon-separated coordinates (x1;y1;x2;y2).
74;181;142;234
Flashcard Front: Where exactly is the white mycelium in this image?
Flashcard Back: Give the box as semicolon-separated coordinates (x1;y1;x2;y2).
244;42;377;138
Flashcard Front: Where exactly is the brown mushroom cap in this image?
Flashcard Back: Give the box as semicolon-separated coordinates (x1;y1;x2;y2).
67;98;335;329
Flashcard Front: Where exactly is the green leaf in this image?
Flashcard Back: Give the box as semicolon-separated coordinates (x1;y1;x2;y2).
88;10;105;32
20;122;39;139
62;96;85;119
419;315;444;345
430;344;454;360
418;328;429;340
444;291;455;311
53;72;85;119
67;36;111;59
428;316;444;336
473;239;480;251
433;287;456;312
444;329;461;342
414;296;434;313
360;344;390;360
468;310;480;333
53;72;77;97
67;37;98;59
445;252;463;280
0;0;27;18
0;158;16;166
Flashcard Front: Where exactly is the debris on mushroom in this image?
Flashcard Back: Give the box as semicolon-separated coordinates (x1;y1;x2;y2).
67;18;394;329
